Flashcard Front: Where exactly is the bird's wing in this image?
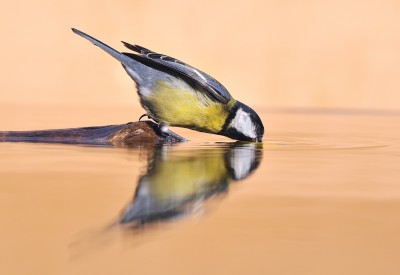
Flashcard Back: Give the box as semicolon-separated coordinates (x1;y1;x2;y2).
121;41;231;104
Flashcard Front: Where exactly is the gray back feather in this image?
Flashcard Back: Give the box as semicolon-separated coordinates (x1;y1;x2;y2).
72;28;231;103
122;42;231;104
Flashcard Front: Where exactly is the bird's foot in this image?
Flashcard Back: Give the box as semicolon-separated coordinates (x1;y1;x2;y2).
159;123;188;142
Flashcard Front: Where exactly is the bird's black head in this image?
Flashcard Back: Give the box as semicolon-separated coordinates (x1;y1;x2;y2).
219;101;264;142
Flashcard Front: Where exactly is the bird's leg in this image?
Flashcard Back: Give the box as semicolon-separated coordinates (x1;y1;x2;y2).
159;123;188;142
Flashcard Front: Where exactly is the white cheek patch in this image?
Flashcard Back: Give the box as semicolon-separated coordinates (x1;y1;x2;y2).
229;108;257;139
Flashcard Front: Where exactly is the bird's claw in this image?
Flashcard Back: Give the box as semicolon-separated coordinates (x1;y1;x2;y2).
138;114;148;121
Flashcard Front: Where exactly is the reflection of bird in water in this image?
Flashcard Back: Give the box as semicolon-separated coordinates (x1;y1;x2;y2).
120;143;263;226
68;143;262;258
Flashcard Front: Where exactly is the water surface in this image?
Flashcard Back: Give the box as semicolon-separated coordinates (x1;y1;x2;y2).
0;111;400;275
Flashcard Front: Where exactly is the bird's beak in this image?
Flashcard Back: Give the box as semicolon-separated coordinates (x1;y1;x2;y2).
255;135;264;142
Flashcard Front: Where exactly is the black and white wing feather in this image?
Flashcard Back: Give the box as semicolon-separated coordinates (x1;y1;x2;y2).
121;41;231;104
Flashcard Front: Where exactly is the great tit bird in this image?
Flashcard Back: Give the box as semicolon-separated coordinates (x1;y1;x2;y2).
72;28;264;142
119;143;263;225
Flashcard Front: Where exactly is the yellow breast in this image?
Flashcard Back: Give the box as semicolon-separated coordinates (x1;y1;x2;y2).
143;81;236;133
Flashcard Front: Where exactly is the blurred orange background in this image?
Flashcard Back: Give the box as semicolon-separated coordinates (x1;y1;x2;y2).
0;0;399;130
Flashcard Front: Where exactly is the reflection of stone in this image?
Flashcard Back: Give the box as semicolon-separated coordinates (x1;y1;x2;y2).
120;143;263;226
0;121;181;145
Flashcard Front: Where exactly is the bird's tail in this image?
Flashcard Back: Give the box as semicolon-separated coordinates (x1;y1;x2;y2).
72;28;136;70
